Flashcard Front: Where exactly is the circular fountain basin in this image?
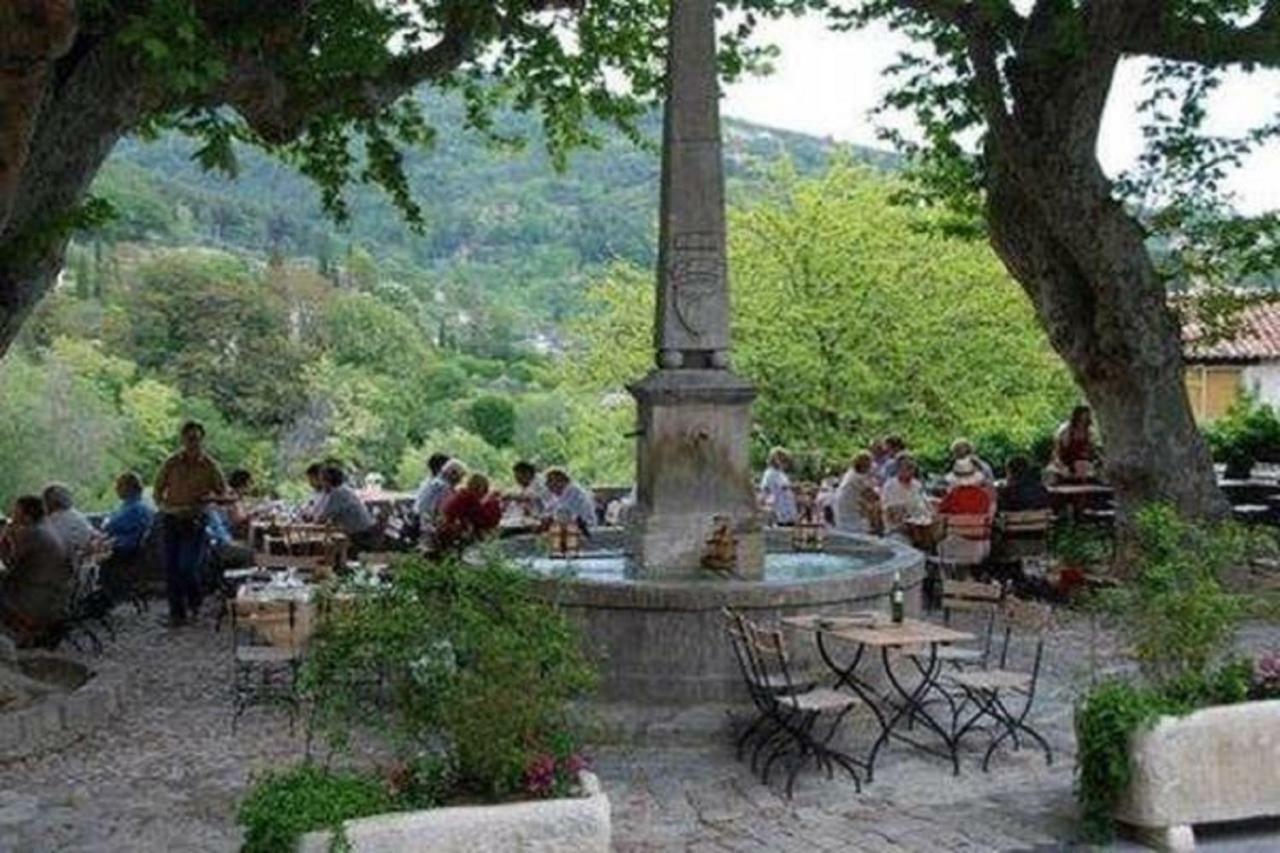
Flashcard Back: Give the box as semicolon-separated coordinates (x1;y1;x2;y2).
507;529;924;706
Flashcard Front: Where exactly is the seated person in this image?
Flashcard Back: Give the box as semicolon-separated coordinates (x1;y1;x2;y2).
0;496;72;646
880;455;935;543
503;460;550;519
300;462;327;521
100;472;156;599
833;452;881;534
416;458;465;529
998;455;1052;512
41;483;95;559
224;468;256;541
317;465;381;555
949;438;994;483
542;468;596;535
876;435;908;483
1047;404;1099;483
437;474;503;551
938;457;994;517
204;506;253;581
758;447;798;525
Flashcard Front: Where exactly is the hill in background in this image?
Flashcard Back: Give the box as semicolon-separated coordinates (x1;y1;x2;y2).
93;90;894;331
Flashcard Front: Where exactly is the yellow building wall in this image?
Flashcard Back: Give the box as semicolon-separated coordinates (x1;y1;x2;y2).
1185;365;1243;422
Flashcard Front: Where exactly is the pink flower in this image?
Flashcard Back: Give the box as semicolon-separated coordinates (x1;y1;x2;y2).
562;753;588;776
524;753;557;797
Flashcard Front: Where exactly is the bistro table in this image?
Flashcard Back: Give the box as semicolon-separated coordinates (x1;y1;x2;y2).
783;612;974;779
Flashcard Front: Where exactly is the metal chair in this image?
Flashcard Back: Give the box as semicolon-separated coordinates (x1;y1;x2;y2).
936;513;994;573
744;620;863;798
722;608;816;769
230;594;306;732
948;598;1054;771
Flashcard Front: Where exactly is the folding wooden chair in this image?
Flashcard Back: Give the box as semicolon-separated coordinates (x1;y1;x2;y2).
745;621;863;798
949;598;1054;771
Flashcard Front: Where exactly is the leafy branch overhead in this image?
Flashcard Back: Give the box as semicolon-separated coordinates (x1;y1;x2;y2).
0;0;815;239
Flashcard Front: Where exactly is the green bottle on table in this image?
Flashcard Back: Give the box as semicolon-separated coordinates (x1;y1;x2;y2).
890;570;905;624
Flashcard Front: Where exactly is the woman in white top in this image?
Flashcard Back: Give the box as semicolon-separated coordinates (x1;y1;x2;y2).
759;447;799;525
879;455;932;534
833;452;880;534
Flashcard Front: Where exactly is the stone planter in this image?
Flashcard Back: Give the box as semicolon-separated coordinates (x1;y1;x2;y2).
0;654;128;762
1115;699;1280;851
298;771;610;853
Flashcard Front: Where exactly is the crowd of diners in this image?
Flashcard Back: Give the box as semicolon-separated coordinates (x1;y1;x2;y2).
0;406;1099;648
756;405;1102;546
0;419;603;644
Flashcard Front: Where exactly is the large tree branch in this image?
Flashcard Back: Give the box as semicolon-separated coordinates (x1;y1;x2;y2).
1124;0;1280;67
897;0;1025;42
0;0;77;238
220;0;579;144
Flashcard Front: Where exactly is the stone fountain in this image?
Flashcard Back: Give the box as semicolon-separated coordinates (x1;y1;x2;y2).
511;0;923;721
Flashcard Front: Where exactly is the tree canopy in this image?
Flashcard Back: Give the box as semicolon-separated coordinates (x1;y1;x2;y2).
564;163;1079;476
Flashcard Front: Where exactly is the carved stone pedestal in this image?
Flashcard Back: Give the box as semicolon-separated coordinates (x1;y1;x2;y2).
628;369;763;579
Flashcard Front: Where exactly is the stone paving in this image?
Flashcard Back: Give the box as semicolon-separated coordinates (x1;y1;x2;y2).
0;604;1276;852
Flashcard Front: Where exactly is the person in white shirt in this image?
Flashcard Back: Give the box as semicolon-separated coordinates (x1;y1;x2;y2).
40;483;95;557
543;468;596;533
759;447;798;525
416;459;465;524
503;460;551;519
879;455;933;537
833;452;880;534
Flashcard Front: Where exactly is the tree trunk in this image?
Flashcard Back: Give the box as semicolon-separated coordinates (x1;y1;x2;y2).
985;146;1228;523
0;37;141;357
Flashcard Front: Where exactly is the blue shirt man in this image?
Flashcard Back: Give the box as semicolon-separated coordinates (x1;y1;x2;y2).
103;473;155;557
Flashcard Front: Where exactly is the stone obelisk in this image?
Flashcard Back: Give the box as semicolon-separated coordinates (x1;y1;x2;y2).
628;0;764;579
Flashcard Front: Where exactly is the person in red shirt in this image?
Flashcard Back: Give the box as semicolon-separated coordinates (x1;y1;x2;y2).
436;474;503;552
938;457;994;517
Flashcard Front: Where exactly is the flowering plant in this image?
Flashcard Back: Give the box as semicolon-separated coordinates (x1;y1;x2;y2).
519;732;588;799
1254;651;1280;699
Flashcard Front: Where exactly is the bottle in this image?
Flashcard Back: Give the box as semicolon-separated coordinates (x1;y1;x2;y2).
890;570;905;624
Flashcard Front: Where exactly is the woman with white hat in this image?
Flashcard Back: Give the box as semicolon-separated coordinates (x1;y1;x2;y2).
938;456;994;517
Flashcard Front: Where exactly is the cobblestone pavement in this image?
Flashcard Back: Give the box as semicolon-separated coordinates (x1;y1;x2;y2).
0;605;1276;852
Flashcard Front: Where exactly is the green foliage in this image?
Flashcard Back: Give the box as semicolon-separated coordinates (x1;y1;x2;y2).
1076;504;1265;841
398;428;518;490
1205;396;1280;467
301;553;595;800
0;351;123;510
1099;504;1246;685
564;165;1076;469
237;764;393;853
1076;658;1261;843
1048;522;1110;569
112;250;312;428
467;395;517;449
1075;680;1182;843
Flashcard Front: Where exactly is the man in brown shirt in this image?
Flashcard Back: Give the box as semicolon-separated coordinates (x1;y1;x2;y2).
154;421;227;626
0;495;72;646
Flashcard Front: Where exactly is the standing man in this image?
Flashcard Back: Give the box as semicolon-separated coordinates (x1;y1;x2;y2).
153;421;227;627
0;496;71;646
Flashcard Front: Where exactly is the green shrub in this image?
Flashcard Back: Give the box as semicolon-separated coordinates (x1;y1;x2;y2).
1206;396;1280;466
301;551;595;800
1077;504;1255;840
468;395;517;448
1049;522;1109;569
1098;504;1245;684
238;765;394;853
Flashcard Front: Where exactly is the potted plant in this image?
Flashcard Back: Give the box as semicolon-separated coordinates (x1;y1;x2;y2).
1048;522;1107;598
1075;505;1280;850
237;551;606;853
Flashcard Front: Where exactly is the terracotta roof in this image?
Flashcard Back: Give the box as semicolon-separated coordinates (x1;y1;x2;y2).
1184;301;1280;363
